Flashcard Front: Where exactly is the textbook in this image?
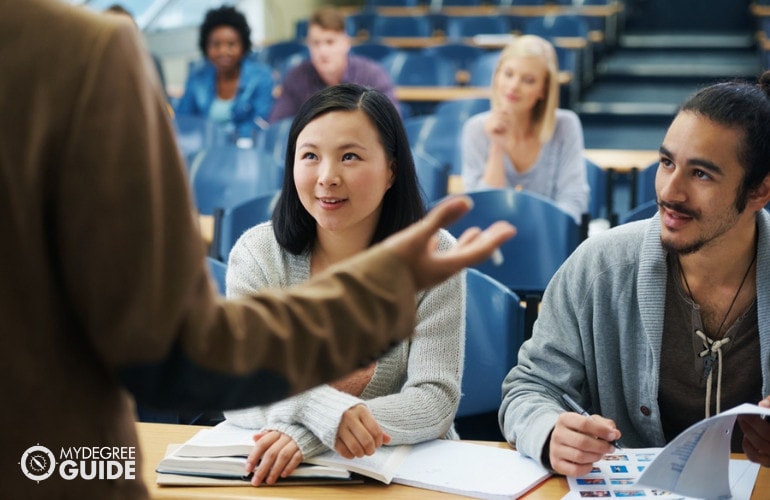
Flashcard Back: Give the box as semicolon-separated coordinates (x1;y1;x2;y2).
157;421;551;498
156;446;353;483
305;438;551;499
565;403;768;499
155;423;353;484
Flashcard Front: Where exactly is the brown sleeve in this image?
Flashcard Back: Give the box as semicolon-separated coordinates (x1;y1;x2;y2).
56;20;418;410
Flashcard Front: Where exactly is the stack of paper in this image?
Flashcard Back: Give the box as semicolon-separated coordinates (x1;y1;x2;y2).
564;403;768;499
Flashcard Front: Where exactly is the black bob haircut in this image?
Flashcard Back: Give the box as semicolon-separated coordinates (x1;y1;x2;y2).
272;83;426;255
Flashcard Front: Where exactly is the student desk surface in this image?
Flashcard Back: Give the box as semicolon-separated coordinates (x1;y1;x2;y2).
136;422;768;499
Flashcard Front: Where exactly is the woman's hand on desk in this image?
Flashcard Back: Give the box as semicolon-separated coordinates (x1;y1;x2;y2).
737;395;770;466
336;404;391;459
245;430;303;486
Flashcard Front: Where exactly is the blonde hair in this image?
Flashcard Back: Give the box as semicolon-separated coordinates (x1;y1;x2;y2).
491;35;559;143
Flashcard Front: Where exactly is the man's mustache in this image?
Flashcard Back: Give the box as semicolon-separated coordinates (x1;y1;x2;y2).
657;200;700;219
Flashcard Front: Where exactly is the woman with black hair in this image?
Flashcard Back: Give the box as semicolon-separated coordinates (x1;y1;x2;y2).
175;5;273;143
224;83;466;486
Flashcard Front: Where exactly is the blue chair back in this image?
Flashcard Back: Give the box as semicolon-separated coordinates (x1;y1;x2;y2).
444;15;511;40
585;157;608;220
523;14;590;39
172;114;232;166
440;189;580;295
407;99;490;176
422;43;484;74
635;161;658;206
435;98;490;175
207;256;227;294
435;97;490;122
295;19;308;40
190;146;283;215
256;117;294;168
555;45;578;72
439;0;483;6
413;150;449;205
350;42;397;62
346;11;377;37
257;41;309;69
467;50;501;86
367;0;421;9
458;268;525;417
620;199;658;224
404;115;433;149
380;51;457;86
212;190;281;262
371;16;434;39
407;114;460;175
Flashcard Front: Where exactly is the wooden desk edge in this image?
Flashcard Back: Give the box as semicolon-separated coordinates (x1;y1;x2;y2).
584;149;659;173
136;422;565;499
136;422;766;499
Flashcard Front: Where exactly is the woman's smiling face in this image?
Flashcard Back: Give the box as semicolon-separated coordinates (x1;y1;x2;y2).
293;109;395;239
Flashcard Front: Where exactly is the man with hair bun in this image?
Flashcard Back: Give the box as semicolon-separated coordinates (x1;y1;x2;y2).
500;71;770;476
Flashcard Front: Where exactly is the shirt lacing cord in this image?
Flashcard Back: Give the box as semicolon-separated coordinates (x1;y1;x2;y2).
695;329;730;418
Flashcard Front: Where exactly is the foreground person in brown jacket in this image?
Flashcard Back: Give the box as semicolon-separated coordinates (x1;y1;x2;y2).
0;1;515;498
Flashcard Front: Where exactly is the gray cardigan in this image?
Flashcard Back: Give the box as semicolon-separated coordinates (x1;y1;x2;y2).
500;211;770;466
224;223;465;459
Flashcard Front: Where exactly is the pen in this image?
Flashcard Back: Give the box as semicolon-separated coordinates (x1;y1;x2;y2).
561;393;623;449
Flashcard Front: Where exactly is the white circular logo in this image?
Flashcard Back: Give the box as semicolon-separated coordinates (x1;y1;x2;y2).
20;445;56;482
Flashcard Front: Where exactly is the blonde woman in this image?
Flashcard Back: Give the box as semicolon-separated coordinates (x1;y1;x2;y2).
461;35;589;222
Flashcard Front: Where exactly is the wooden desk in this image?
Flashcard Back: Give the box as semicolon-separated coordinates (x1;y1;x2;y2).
394;71;571;102
758;31;770;51
750;4;770;17
198;214;214;245
136;422;767;499
448;175;464;195
396;86;492;102
137;422;567;499
377;36;446;49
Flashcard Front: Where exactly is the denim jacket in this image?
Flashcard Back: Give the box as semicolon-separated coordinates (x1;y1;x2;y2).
175;56;274;139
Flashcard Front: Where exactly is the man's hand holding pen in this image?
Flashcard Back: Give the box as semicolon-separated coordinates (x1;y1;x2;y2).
547;394;623;477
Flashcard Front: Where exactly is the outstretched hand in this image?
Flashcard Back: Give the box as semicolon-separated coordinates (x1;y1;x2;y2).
381;195;516;291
